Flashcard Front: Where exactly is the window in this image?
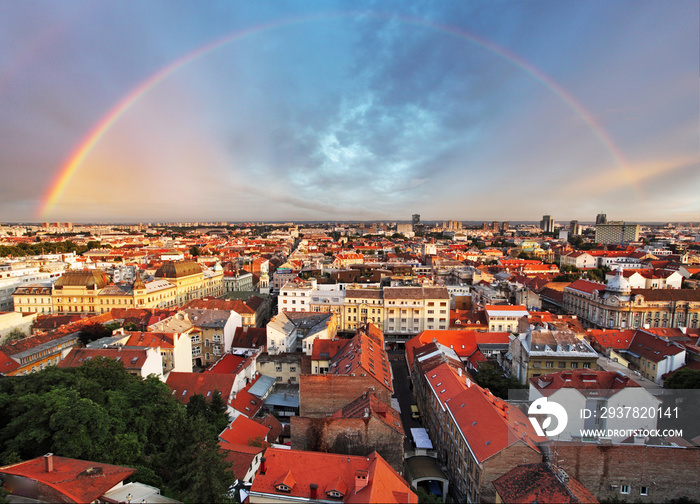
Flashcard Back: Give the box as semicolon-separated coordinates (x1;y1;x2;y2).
546;362;554;368
583;362;591;368
640;487;648;496
620;485;630;495
289;366;296;372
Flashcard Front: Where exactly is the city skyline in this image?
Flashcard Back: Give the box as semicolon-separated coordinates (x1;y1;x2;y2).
1;1;698;223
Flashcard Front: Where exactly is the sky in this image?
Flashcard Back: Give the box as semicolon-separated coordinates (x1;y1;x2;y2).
0;1;698;224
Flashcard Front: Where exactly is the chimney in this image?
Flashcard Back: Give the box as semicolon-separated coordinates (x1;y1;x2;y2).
355;470;369;493
44;453;54;473
310;483;318;500
260;457;267;475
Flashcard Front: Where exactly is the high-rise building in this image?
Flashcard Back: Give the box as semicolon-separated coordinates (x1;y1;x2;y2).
492;221;499;232
596;213;607;225
595;221;640;245
502;222;509;232
569;220;581;236
540;215;555;233
412;214;421;230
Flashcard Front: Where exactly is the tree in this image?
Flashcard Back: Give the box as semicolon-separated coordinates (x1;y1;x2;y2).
475;362;526;399
77;323;112;346
190;246;201;257
666;368;700;389
5;328;26;342
415;487;442;504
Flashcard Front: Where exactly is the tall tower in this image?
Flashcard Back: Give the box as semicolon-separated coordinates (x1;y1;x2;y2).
596;213;607;225
540;215;554;233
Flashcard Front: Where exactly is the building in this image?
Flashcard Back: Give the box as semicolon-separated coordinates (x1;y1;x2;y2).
184;308;242;367
509;329;599;384
485;305;529;332
58;347;164;380
267;311;337;355
248;448;417;504
569;220;582;236
529;369;659;442
493;463;598;504
541;215;555;233
291;391;405;473
413;359;543;502
595;222;640;245
0;453;137;504
619;329;686;383
343;288;384;333
383;286;450;336
563;273;700;330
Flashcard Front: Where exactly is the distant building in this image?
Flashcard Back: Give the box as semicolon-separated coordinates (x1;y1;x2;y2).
595;221;640;245
569;220;581;236
596;213;607;225
541;215;555;233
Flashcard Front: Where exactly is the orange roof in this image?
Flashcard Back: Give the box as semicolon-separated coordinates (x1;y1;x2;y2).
219;415;270;445
446;383;542;463
0;349;19;375
585;329;635;350
530;369;640;397
206;353;248;374
232;375;265;417
329;331;393;393
124;331;174;349
57;348;150;371
493;462;598;503
250;448;416;503
166;372;235;404
0;454;135;503
406;330;510;365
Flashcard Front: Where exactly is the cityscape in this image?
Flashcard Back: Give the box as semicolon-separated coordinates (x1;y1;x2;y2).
1;2;699;504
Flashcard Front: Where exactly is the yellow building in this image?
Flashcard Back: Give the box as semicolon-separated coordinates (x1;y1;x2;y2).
343;288;384;332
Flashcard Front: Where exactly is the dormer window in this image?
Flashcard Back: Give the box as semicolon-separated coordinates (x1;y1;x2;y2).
327;490;344;499
275;484;291;493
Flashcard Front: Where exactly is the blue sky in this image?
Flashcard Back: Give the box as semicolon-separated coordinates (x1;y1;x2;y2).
0;1;698;223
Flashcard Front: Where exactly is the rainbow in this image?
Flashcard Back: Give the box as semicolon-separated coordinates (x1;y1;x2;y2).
39;11;629;218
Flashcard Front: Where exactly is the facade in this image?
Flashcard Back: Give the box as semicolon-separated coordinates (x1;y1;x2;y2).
563;274;700;330
509;329;599;384
343;288;384;333
59;347;164;380
485;305;529;332
595;222;640;245
267;311;337;355
0;331;80;376
529;370;659;442
185;308;242;367
383;286;450;335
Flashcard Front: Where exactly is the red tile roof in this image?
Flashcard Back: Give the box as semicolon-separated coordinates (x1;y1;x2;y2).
219;415;270;445
332;392;404;435
406;330;510;366
231;375;265;417
57;347;150;371
530;369;640;397
329;331;393;393
446;383;542;463
0;454;136;503
219;441;263;481
493;462;598;503
0;349;19;375
250;448;417;503
585;329;636;350
123;331;174;349
627;330;685;362
165;372;236;404
205;353;247;374
565;279;606;295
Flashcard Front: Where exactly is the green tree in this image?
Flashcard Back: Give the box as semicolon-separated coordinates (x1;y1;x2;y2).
475;362;526;399
190;246;201;257
77;323;112;346
415;487;442;504
5;328;26;342
666;368;700;389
